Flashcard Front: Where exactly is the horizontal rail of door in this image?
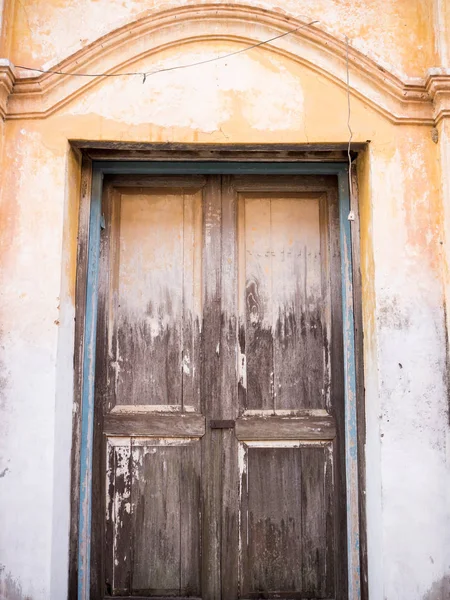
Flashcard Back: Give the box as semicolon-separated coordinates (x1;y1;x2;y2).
103;414;335;439
103;413;206;437
235;415;336;440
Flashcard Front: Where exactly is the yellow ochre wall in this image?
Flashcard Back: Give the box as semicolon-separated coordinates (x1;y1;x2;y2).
0;1;450;599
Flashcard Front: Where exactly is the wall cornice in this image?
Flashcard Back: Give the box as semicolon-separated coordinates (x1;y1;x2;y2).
0;4;450;125
0;59;14;120
425;68;450;125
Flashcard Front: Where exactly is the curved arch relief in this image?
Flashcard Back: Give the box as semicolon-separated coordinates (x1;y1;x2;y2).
0;3;449;123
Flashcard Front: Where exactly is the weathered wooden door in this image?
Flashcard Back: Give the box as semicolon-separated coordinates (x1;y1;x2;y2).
91;174;347;599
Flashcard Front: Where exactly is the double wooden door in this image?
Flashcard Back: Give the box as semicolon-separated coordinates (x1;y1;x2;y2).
91;174;347;599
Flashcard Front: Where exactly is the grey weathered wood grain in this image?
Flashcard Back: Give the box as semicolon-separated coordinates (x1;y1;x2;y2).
69;155;92;600
103;183;203;413
327;183;348;598
180;442;202;595
132;443;181;592
201;176;222;599
235;414;336;440
244;447;303;594
239;196;274;411
351;163;369;600
105;175;207;188
73;139;366;162
103;413;205;437
90;181;116;598
271;196;325;410
105;438;202;596
220;176;239;600
301;445;334;596
182;190;202;412
104;439;115;596
108;440;133;594
114;190;184;406
104;185;121;413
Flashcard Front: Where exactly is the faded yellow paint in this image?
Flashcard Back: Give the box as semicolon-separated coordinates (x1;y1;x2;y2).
356;146;376;354
65;146;81;302
0;0;15;56
8;0;436;78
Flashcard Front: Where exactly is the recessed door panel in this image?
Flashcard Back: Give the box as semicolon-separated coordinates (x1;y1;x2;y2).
105;437;201;596
238;193;329;413
240;442;334;598
108;186;202;411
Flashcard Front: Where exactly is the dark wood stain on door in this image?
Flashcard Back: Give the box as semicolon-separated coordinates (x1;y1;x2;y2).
90;174;347;600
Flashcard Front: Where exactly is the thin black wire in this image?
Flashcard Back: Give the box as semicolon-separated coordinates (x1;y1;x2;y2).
16;19;319;83
345;35;354;205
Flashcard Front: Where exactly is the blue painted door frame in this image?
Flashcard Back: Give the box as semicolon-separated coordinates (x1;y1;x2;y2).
77;161;361;599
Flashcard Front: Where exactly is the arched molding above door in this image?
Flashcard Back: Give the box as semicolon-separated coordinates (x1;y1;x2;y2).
0;3;449;123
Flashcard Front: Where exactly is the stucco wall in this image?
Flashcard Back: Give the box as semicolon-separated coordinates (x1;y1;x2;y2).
0;1;450;599
9;0;438;79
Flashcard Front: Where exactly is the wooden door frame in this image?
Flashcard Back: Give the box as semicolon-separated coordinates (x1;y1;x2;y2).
68;144;367;600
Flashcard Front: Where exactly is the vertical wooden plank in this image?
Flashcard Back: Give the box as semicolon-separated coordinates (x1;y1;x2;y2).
338;169;361;600
318;193;333;416
69;155;92;600
182;190;203;412
111;440;133;594
90;181;114;598
105;185;121;414
201;175;222;600
271;197;324;410
237;196;248;413
104;439;115;596
132;442;181;593
238;442;249;599
180;441;202;595
220;176;239;600
78;168;103;600
300;444;334;597
351;163;368;600
239;196;274;411
325;184;348;599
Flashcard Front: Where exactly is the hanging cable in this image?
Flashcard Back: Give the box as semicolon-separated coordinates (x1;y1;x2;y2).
16;20;319;83
345;35;355;216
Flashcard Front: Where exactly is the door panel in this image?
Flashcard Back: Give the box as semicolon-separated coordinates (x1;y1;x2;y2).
92;174;346;600
105;437;202;596
237;192;328;412
109;185;202;411
239;442;334;598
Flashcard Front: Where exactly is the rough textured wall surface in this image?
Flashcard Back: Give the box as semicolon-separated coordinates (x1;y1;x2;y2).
0;0;449;599
10;0;436;78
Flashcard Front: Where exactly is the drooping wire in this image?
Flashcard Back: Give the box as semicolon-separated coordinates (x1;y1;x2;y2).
16;19;319;83
345;35;354;208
